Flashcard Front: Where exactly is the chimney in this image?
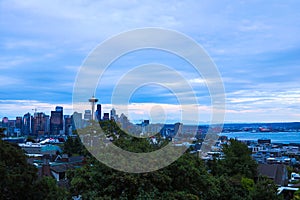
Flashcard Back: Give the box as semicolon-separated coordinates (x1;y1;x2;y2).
61;154;69;162
42;155;51;177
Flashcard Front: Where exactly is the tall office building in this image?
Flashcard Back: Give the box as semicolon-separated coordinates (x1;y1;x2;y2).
2;117;8;128
71;112;82;130
110;108;118;121
15;117;22;136
50;106;63;135
83;110;92;128
119;113;132;131
103;113;109;121
31;115;34;136
174;122;183;136
32;112;49;137
55;106;63;112
96;104;102;121
7;120;16;136
0;118;15;136
84;110;92;121
44;115;50;134
64;115;72;135
22;113;31;135
15;117;22;130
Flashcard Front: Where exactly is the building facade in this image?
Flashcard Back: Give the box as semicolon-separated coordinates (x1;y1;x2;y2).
50;106;63;135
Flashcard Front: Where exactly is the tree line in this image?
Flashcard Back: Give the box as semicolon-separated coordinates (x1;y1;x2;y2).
0;122;284;199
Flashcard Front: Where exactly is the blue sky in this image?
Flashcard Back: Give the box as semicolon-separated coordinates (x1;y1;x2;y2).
0;0;300;123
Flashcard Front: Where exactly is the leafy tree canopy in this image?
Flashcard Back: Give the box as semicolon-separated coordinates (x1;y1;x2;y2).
0;128;69;199
67;122;282;199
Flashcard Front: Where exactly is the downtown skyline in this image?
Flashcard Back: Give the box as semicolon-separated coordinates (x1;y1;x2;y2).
0;1;300;123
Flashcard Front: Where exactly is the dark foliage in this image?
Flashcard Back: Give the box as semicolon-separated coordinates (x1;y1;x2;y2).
66;121;282;199
0;129;69;200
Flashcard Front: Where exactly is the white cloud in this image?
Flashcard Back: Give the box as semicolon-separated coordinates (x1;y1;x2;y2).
0;56;33;69
0;1;300;122
224;88;300;122
73;102;212;124
0;75;23;86
3;39;49;50
0;100;74;119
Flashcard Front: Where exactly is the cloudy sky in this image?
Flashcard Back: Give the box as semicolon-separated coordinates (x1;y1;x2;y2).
0;0;299;123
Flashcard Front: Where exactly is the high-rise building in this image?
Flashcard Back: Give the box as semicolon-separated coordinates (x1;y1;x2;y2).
174;122;183;136
103;113;109;121
8;120;16;136
119;113;129;130
55;106;63;112
44;115;50;134
50;106;63;135
1;117;9;135
15;117;22;136
72;112;82;130
110;108;117;121
84;110;92;121
64;115;72;135
15;117;22;130
96;104;102;121
32;112;49;137
22;113;31;135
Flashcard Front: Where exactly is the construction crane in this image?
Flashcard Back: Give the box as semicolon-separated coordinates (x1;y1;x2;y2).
32;108;38;116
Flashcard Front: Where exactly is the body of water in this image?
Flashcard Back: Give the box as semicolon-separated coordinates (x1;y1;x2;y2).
219;132;300;144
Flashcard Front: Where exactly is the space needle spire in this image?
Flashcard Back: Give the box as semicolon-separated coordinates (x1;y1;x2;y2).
88;95;98;120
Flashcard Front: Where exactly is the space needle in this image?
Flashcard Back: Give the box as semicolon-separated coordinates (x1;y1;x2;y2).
89;95;98;120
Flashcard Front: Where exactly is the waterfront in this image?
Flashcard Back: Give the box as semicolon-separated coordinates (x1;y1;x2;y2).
219;131;300;144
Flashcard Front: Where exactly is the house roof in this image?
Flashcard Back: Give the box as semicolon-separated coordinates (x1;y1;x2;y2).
51;164;69;173
258;164;288;186
277;187;299;195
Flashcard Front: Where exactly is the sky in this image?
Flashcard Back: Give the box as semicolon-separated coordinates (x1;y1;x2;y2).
0;0;300;123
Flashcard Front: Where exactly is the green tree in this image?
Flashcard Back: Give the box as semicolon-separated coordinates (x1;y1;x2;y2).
0;128;69;199
250;178;283;200
67;122;281;199
68;152;218;199
63;136;74;155
207;139;283;200
63;135;84;156
0;139;37;199
67;121;219;199
0;127;6;137
241;177;255;192
33;176;69;200
293;189;300;200
215;139;257;178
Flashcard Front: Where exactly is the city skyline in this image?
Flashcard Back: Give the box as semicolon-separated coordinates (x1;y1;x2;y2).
0;1;300;123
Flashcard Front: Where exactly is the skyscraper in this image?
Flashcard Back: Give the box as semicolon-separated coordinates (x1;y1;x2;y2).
7;120;16;136
50;106;63;135
2;117;8;126
56;106;63;112
22;113;31;136
84;110;92;121
15;117;22;130
2;117;9;135
96;104;102;121
32;112;49;137
72;112;82;130
64;115;72;135
174;122;183;136
103;113;109;121
110;108;117;120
